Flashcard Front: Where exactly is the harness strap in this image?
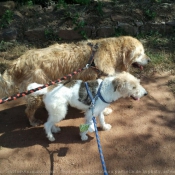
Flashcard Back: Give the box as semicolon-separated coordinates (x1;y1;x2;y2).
96;82;111;104
84;82;97;115
87;43;109;78
86;43;98;69
85;81;110;109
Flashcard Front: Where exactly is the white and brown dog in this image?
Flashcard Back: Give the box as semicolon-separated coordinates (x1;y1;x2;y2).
28;72;147;142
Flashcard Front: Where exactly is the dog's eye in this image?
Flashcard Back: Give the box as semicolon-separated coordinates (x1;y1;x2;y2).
138;54;142;57
133;86;136;89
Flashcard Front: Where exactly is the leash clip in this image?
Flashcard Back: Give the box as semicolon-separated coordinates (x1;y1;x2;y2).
85;64;90;69
2;97;9;102
90;102;95;109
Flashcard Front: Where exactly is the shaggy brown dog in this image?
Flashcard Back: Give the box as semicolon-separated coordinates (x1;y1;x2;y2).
0;36;150;126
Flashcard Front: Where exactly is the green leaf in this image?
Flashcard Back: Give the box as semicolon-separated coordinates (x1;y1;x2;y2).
79;124;90;132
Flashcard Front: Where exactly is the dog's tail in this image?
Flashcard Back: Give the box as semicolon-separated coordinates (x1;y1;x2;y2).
0;72;18;98
27;83;48;96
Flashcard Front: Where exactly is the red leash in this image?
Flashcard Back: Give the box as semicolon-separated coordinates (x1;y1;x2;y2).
0;68;86;104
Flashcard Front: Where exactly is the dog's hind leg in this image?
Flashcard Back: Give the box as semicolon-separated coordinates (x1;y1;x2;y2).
44;120;56;141
103;107;113;116
98;112;112;131
44;102;68;142
25;95;44;126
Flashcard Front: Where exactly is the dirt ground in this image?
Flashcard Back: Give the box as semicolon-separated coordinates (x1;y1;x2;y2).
0;71;175;175
0;0;175;174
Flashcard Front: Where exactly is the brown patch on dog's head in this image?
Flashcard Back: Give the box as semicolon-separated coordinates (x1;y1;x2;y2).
112;77;126;92
112;71;137;92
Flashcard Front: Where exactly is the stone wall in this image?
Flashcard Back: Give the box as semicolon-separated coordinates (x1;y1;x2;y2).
0;1;175;42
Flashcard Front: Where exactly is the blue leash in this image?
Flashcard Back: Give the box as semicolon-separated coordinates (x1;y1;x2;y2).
85;81;109;175
92;117;108;175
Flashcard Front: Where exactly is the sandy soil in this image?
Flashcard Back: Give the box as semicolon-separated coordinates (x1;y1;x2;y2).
0;72;175;175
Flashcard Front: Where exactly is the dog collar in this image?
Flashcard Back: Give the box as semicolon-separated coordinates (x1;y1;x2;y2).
87;43;109;78
96;82;111;104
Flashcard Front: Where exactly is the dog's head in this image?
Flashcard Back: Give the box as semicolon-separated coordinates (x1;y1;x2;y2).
94;36;150;75
122;37;151;71
112;72;147;100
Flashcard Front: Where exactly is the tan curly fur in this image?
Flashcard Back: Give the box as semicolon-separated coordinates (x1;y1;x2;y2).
0;36;150;126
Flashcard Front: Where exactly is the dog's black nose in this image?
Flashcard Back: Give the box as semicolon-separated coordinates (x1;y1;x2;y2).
147;57;151;63
144;92;148;96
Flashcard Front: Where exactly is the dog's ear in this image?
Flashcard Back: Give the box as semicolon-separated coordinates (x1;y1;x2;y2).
123;49;135;71
94;42;116;75
112;78;126;92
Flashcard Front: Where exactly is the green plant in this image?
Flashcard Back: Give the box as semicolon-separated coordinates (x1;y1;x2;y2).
74;15;88;39
152;0;162;2
74;0;90;5
111;0;119;4
145;9;156;20
0;10;13;28
79;30;88;39
63;12;88;39
74;20;86;29
0;41;6;51
56;0;67;9
74;19;88;39
0;41;15;52
44;28;62;41
16;0;51;5
44;28;55;40
114;27;126;37
27;0;34;6
96;1;104;16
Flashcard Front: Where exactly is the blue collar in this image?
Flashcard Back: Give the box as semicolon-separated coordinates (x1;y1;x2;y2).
84;81;111;105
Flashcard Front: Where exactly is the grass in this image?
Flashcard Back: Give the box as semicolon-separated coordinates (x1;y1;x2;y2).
136;33;175;94
137;33;175;73
0;41;30;57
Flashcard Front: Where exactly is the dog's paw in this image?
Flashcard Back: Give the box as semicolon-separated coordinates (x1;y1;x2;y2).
103;108;113;116
49;137;55;142
47;134;55;142
102;124;112;131
81;135;88;141
30;119;43;127
80;132;88;141
51;125;61;133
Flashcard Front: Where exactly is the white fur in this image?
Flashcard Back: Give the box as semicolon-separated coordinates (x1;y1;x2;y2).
27;72;147;141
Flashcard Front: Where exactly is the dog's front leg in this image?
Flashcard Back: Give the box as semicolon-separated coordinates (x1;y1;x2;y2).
98;112;112;131
80;130;89;141
80;111;94;141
